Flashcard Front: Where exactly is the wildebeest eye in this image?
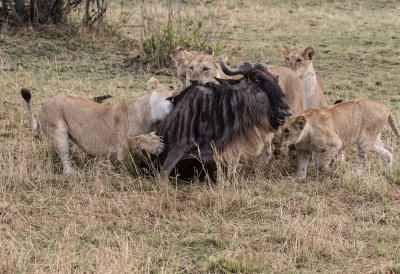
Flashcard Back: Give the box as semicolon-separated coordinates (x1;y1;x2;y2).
296;59;302;63
202;67;209;73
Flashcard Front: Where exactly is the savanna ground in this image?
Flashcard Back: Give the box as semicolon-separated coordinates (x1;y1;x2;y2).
1;0;400;272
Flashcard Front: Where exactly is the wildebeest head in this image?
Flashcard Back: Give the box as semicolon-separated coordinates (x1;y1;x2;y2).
215;59;292;129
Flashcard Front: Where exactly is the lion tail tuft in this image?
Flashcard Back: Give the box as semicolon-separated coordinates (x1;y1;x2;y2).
20;88;38;132
21;88;32;102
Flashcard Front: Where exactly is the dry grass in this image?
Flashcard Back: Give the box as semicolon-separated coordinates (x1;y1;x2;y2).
1;0;400;272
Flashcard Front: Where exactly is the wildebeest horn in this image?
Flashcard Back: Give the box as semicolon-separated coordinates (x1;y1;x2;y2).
220;58;254;76
254;61;270;72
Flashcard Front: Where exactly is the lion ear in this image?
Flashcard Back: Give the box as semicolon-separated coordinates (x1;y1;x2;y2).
170;47;194;63
170;47;183;62
202;45;213;56
217;54;228;64
281;45;291;57
294;115;306;130
183;50;194;61
303;47;316;60
147;77;162;90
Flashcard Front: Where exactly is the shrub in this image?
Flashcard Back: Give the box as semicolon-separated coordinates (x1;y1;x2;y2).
138;0;224;69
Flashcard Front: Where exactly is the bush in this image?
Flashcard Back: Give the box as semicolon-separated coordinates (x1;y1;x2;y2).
138;0;223;69
0;0;105;26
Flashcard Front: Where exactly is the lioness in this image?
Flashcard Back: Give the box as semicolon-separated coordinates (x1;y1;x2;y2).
273;99;400;181
21;77;178;174
281;45;328;109
170;46;213;85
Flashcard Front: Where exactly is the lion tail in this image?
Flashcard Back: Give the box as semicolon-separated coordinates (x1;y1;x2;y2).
388;112;400;139
21;88;38;132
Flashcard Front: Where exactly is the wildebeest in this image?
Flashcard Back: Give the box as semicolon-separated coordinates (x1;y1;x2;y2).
171;47;306;164
156;59;292;181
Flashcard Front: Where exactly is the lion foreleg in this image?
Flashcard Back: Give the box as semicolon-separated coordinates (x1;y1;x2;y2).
258;137;273;166
296;150;312;181
128;132;165;156
317;147;340;171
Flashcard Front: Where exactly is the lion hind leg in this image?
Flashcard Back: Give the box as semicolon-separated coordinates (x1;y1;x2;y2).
373;133;393;168
48;122;74;174
355;137;374;171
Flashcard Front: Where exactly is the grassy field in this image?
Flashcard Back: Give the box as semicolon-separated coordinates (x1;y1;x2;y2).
1;0;400;272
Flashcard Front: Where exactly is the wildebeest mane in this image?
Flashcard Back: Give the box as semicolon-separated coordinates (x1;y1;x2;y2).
166;84;193;105
167;81;234;106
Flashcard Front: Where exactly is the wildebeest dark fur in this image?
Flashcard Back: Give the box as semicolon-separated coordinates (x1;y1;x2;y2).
156;60;292;181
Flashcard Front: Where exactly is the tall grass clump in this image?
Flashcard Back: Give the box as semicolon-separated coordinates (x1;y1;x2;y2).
138;0;223;69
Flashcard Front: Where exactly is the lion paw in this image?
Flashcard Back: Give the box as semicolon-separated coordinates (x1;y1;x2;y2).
147;132;165;155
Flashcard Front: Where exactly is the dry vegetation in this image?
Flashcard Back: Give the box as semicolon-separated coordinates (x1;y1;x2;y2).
1;0;400;272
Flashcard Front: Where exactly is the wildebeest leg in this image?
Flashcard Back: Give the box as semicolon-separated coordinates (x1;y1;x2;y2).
160;147;186;181
205;161;217;183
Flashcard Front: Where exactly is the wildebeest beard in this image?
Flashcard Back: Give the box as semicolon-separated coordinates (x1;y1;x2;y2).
249;64;290;130
261;77;290;130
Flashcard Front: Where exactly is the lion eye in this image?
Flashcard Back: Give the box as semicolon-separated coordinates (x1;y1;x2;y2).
296;59;302;63
283;128;290;135
202;67;209;73
285;57;289;62
189;66;194;70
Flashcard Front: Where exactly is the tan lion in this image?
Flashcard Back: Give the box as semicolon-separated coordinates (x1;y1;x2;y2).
273;99;400;181
21;77;178;174
170;46;213;85
281;45;328;109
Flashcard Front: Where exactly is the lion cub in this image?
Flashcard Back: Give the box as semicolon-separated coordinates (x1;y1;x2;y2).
282;45;328;109
273;99;400;181
21;77;178;174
